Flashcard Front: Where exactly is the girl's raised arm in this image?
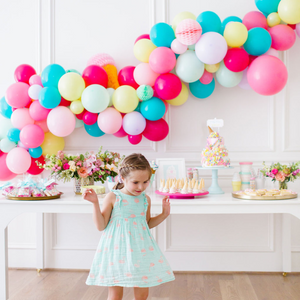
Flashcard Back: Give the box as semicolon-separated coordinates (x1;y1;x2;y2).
146;195;170;229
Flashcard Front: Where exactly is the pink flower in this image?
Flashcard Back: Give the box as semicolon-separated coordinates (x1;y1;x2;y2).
76;161;82;167
63;163;70;170
78;167;89;178
271;169;278;175
275;171;286;182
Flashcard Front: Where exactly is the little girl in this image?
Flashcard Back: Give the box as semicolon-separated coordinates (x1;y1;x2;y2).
83;153;175;300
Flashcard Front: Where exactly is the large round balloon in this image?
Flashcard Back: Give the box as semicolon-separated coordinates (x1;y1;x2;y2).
0;138;16;153
26;155;45;175
6;147;31;174
122;111;146;135
242;11;268;30
0;152;17;181
189;78;215;98
84;122;105;137
165;82;189;106
0;96;13;119
150;22;175;48
38;86;61;109
195;33;228;64
176;50;204;83
223;22;248;48
58;72;86;101
268;24;296;51
154;73;182;100
20;124;45;148
47;106;76;137
140;97;166;121
255;0;281;15
243;27;271;56
224;48;249;72
97;108;122;134
143;118;169;142
112;86;139;113
82;65;108;88
41;132;65;155
247;55;288;96
133;39;157;63
11;108;34;130
118;66;139;89
221;16;242;34
7;128;20;142
14;64;36;84
278;0;300;24
5;82;31;108
133;63;159;86
41;64;65;88
196;11;221;34
149;47;176;74
29;100;51;121
216;61;243;88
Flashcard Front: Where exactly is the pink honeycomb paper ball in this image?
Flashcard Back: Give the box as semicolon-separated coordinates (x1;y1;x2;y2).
87;53;115;67
175;19;202;46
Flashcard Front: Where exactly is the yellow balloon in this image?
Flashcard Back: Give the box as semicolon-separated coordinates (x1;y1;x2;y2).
112;86;139;113
41;132;65;156
267;12;281;27
70;100;84;114
172;11;196;32
165;82;188;106
58;73;85;101
133;39;157;63
223;22;248;47
205;63;220;73
278;0;300;24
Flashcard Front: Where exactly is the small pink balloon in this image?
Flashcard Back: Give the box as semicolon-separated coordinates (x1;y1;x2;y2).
11;108;34;130
82;111;98;125
29;101;51;121
128;134;143;145
35;120;49;133
5;82;31;108
133;63;160;86
135;34;150;44
154;73;182;100
171;39;188;54
20;124;45;148
268;24;296;51
97;107;122;134
14;64;36;84
6;147;32;174
199;70;214;84
263;48;279;58
29;74;43;86
113;126;128;138
0;153;17;181
176;19;202;45
242;11;268;30
149;47;176;74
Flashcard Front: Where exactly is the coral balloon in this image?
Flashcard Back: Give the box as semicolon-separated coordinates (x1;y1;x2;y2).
268;24;296;51
14;64;36;84
27;156;45;175
0;153;17;181
143;118;169;142
149;47;176;74
224;48;249;72
5;82;31;108
242;11;268;30
97;108;122;134
199;70;214;84
6;147;31;174
20;124;45;148
128;134;143;145
41;132;65;155
176;19;202;45
118;66;139;89
82;65;108;88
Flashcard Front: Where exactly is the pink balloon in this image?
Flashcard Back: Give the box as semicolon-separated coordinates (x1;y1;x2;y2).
11;108;34;130
14;64;36;84
83;111;98;125
149;47;176;74
242;11;268;30
0;152;17;181
154;73;182;100
6;147;31;174
20;124;45;148
82;65;108;88
29;101;51;121
133;63;160;86
35;120;49;133
135;34;150;44
29;74;43;86
171;39;188;54
238;68;252;90
128;134;143;145
143;118;169;142
263;48;279;58
47;106;76;137
199;70;214;84
247;55;288;96
5;82;31;108
176;19;202;45
113;126;128;138
268;25;296;51
224;48;249;72
118;66;139;89
97;107;122;134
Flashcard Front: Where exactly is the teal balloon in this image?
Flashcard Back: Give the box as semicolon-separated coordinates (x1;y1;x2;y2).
66;69;81;75
189;78;215;99
84;122;105;137
29;146;42;158
134;102;141;112
140;97;166;121
41;64;66;88
0;114;13;139
221;16;242;34
255;0;281;15
150;23;175;48
243;27;271;56
216;61;243;88
197;11;221;34
38;86;61;109
7;128;20;142
0;138;16;153
0;97;13;119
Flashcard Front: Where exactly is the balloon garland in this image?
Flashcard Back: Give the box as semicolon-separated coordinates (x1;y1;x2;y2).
0;0;300;178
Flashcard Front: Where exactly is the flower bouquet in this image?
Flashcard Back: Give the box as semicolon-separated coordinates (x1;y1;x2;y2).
260;161;300;190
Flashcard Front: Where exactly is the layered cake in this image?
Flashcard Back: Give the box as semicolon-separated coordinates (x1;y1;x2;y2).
201;126;230;167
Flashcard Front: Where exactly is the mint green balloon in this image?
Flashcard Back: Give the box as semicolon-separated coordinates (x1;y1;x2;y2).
75;118;84;128
0;137;16;153
0;114;13;139
81;84;110;113
216;61;243;88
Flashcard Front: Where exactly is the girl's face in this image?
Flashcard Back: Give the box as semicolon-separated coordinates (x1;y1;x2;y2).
122;169;150;196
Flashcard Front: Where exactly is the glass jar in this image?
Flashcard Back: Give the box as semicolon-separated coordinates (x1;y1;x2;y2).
74;177;94;194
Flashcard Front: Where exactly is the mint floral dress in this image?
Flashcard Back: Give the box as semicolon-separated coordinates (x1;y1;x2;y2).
86;189;175;287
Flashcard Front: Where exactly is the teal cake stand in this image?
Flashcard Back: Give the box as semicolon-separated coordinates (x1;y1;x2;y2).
197;166;233;194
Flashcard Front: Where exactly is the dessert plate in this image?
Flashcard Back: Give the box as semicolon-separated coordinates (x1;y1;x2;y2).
155;190;209;199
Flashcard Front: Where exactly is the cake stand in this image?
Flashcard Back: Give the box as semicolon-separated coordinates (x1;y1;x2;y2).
197;166;233;194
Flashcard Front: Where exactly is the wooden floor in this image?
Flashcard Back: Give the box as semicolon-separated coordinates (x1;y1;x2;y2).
8;269;300;300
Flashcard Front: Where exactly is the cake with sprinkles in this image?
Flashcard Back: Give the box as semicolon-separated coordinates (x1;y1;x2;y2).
201;126;230;167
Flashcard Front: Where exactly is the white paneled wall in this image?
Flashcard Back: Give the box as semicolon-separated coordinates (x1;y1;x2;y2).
1;0;300;271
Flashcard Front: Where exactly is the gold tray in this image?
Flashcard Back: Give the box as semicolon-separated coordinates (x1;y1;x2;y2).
232;192;298;200
6;193;62;201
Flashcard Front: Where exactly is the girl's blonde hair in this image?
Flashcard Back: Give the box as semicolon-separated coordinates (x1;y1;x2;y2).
113;153;152;190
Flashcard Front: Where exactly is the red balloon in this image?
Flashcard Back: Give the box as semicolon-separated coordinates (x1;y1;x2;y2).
27;156;45;175
82;65;108;88
0;153;17;181
154;73;182;100
113;126;128;138
248;55;257;66
60;97;72;107
128;134;142;145
224;48;249;72
287;24;296;30
75;109;87;120
135;34;150;44
14;64;36;84
143;118;169;142
118;66;139;89
83;111;98;125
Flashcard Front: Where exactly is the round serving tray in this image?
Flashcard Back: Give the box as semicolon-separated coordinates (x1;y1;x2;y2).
155;190;209;199
6;193;63;201
232;192;298;201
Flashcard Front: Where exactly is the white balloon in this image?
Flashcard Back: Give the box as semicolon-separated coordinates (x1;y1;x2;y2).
28;84;43;100
171;39;188;54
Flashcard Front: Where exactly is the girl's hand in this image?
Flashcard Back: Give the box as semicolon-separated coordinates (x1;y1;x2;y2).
162;196;170;217
82;188;98;204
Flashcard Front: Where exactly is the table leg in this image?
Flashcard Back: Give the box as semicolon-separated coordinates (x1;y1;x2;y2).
282;214;292;275
36;213;44;272
208;169;224;194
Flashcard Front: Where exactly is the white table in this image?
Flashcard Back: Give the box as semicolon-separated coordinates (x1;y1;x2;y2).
1;190;300;300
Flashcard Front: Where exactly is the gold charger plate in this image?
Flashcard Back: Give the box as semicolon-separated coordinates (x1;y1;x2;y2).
232;192;298;200
6;193;63;201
